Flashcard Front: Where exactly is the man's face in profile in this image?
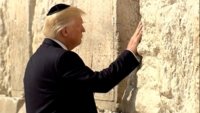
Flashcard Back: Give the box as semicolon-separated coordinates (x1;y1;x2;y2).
66;16;86;47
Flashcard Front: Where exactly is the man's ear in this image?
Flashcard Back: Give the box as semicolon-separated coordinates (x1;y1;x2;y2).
61;27;68;37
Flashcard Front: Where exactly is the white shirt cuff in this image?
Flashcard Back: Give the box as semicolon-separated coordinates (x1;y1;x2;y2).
128;51;141;62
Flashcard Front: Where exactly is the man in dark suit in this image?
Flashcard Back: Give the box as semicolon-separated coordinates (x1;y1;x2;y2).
24;3;143;113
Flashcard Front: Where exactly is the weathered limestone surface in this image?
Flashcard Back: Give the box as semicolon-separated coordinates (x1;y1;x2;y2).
133;0;199;113
0;0;199;113
116;0;141;104
117;0;141;113
0;0;31;97
0;95;24;113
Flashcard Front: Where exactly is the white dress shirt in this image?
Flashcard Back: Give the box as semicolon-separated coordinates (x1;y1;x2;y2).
49;38;68;50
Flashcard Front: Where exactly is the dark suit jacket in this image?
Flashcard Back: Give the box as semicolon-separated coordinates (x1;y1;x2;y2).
24;38;139;113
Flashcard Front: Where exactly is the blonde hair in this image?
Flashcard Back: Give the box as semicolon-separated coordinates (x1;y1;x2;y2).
42;6;85;38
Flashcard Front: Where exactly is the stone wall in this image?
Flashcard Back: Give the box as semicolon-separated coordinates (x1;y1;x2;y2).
120;0;199;113
0;0;199;113
0;0;31;112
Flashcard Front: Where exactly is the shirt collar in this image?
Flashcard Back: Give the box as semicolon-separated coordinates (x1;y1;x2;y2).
48;38;68;50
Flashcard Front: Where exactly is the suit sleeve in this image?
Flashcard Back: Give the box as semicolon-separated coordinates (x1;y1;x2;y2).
57;50;140;93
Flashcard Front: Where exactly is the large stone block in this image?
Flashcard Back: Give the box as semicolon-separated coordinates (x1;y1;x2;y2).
0;95;24;113
0;0;31;97
0;0;11;96
135;0;199;113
